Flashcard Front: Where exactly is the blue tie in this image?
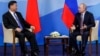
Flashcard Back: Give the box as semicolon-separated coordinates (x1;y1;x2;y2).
14;13;23;30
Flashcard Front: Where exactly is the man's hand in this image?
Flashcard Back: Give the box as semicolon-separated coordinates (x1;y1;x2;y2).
30;26;35;30
80;24;87;30
71;25;76;30
84;24;87;29
15;28;22;32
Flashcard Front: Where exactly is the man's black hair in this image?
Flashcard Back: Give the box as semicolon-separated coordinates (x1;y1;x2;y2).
8;1;17;8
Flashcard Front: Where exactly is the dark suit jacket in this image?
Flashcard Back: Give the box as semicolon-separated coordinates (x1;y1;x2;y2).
73;11;95;32
2;11;30;29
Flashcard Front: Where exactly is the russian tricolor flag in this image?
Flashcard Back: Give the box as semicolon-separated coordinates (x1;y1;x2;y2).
62;0;78;28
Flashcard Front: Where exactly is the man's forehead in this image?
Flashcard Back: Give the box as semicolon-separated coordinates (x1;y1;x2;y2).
78;4;86;8
80;3;86;7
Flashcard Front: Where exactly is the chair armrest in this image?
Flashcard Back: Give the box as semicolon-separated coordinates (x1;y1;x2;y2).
89;26;98;41
4;28;15;36
89;28;93;41
4;28;14;35
3;28;15;43
4;28;13;31
89;28;93;35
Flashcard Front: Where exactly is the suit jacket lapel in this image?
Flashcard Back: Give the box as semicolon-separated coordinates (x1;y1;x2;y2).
78;13;81;24
83;11;87;24
8;11;18;26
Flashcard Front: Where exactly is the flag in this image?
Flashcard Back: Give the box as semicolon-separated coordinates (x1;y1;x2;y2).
62;0;78;28
26;0;41;33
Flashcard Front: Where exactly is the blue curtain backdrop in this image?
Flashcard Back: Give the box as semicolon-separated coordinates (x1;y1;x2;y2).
0;0;100;46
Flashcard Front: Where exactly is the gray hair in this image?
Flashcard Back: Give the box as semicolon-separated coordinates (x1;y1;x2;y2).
80;3;87;10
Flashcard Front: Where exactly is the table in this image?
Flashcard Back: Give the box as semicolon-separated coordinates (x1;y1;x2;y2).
44;36;69;56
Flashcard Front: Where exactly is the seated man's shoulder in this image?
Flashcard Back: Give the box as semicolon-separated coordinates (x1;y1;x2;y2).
3;11;9;16
86;11;93;15
16;11;21;14
75;13;80;16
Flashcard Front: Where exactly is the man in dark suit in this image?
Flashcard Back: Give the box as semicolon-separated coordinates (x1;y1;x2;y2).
2;1;39;56
69;3;95;56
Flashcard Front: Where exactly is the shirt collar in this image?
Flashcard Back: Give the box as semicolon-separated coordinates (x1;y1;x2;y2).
82;11;86;15
9;10;15;15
